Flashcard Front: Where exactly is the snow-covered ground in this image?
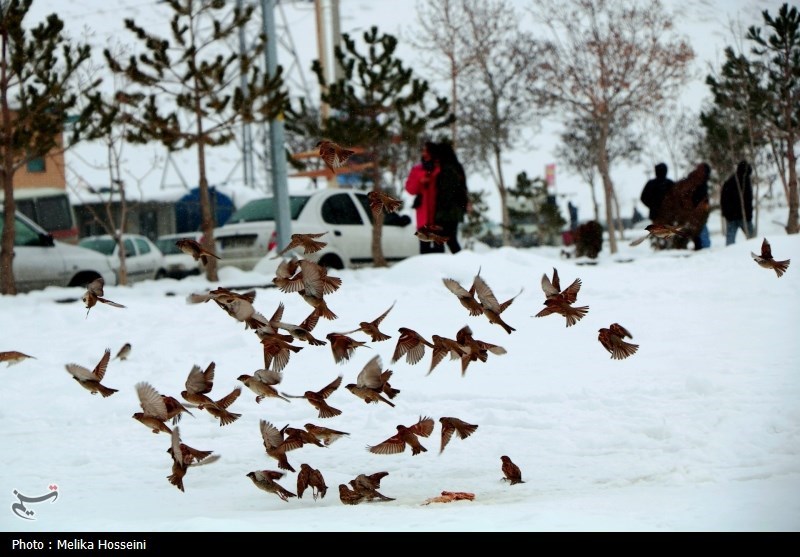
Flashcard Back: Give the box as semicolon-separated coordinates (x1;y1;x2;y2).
2;211;798;532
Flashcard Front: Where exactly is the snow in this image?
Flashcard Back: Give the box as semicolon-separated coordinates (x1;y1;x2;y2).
2;210;799;532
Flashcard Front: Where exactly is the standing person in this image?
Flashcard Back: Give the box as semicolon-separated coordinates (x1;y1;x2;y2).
640;162;674;223
690;162;712;250
405;141;440;254
720;160;755;246
432;141;468;254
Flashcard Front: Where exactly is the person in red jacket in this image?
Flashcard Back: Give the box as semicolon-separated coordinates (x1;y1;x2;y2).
405;141;440;254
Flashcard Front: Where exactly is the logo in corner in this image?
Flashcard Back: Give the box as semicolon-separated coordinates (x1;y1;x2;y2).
11;485;59;520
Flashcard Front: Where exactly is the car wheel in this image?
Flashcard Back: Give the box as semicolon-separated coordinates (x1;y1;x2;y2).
68;271;101;288
155;269;167;280
317;254;344;270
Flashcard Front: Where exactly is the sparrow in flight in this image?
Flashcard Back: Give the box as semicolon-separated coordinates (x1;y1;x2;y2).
65;348;117;397
415;224;449;245
0;350;36;367
166;426;216;493
175;238;220;265
629;224;691;247
272;232;329;259
472;274;521;334
439;417;479;454
598;323;639;360
326;332;369;365
455;325;507;376
367;189;402;219
501;455;524;485
282;375;343;419
260;419;303;472
133;381;173;434
391;327;435;366
442;270;483;317
317;140;355;174
428;334;467;375
304;423;350;446
751;238;790;278
345;355;397;408
247;470;297;502
339;301;395;342
112;343;131;361
82;277;125;316
534;269;589;327
238;368;290;403
367;416;435;456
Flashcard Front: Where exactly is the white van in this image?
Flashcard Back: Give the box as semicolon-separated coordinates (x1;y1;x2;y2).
0;187;78;244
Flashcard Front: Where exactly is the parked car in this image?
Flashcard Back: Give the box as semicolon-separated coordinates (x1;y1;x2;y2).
155;232;203;279
79;234;167;283
212;189;418;271
0;206;117;293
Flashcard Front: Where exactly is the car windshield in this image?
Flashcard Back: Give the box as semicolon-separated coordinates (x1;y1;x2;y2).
79;237;116;255
226;196;309;224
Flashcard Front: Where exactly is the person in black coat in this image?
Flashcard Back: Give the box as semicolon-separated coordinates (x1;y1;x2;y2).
431;141;468;254
640;163;674;222
720;160;755;246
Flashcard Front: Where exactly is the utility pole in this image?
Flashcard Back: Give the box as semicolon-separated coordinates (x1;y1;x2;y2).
261;0;291;253
314;0;342;188
237;0;255;188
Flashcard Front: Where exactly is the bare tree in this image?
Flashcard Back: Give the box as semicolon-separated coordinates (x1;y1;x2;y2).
408;0;477;144
526;0;694;254
455;0;539;246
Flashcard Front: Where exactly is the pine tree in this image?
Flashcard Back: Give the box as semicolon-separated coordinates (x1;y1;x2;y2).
0;0;107;295
288;26;453;267
746;3;800;234
104;0;288;280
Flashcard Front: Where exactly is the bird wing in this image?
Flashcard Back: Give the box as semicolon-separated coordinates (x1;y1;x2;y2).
559;278;582;304
185;365;211;394
65;363;94;382
98;298;126;308
87;277;105;296
442;278;472;299
367;434;406;455
411;416;435;438
92;349;112;381
608;337;639;360
472;275;502;313
452;418;478;439
260;420;283;450
215;387;241;409
136;382;169;419
317;375;343;399
371;302;395;327
357;355;383;389
629;234;650;247
440;421;455;453
541;271;559;299
761;238;773;259
254;368;282;386
609;323;633;339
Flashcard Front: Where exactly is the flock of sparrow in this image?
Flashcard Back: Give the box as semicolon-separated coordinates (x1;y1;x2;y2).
1;144;791;506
